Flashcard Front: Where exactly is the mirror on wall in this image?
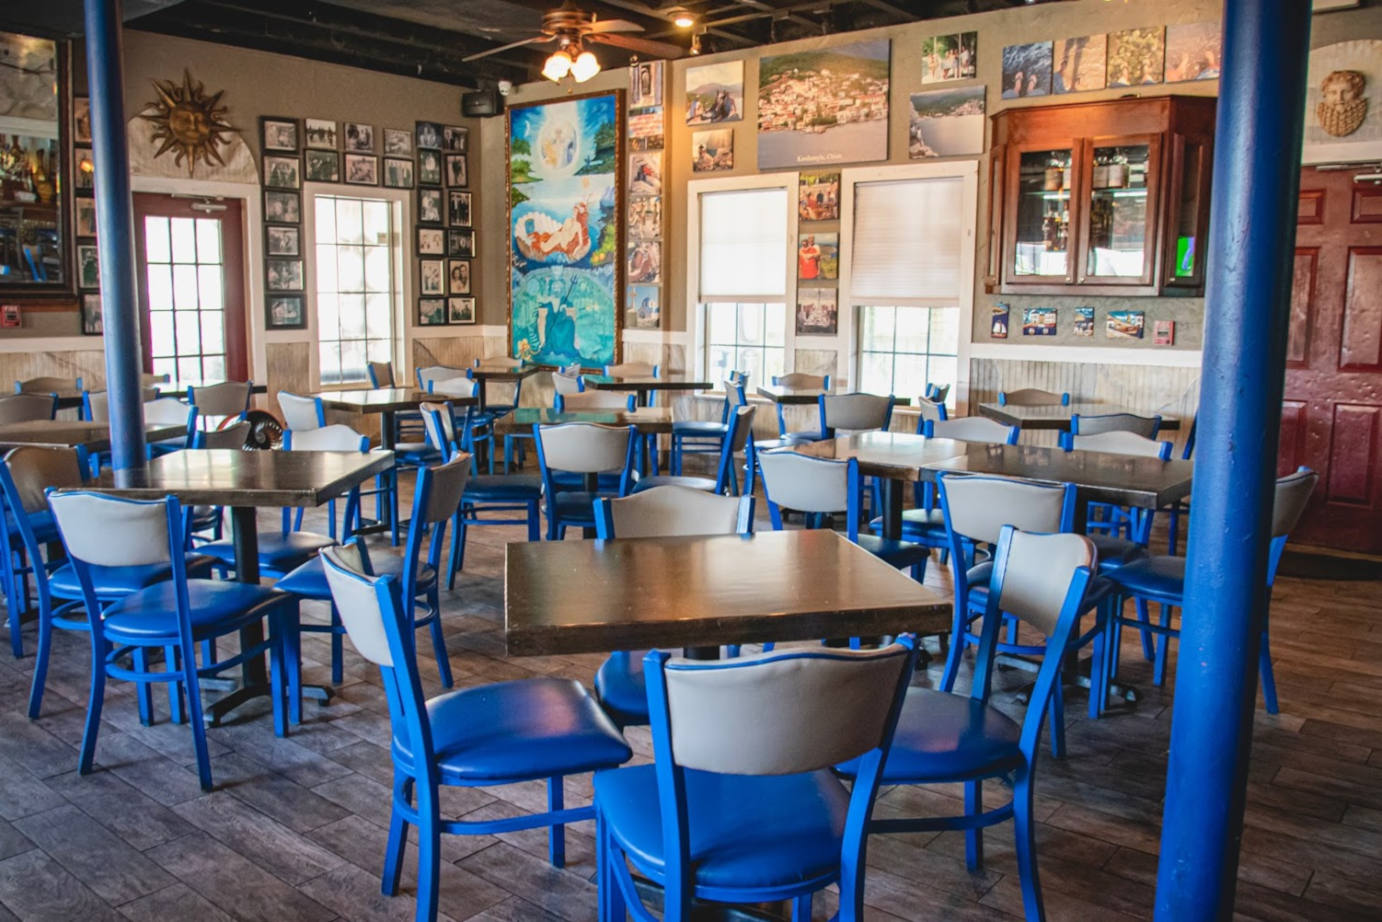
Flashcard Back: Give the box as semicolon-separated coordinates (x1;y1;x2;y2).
0;30;71;296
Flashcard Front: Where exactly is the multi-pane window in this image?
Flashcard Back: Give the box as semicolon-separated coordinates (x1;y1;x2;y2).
706;302;786;386
858;305;958;398
314;195;396;385
143;216;226;384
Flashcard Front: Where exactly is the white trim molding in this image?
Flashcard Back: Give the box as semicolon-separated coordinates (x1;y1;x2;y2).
968;343;1204;368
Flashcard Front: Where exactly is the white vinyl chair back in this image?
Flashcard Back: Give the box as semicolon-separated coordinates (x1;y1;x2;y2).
189;381;251;419
1073;413;1160;437
84;388;157;423
15;376;75;395
420;456;470;526
419;400;457;450
320;543;393;667
726;404;756;453
4;447;83;514
1070;430;1170;458
417;365;464;391
999;388;1066;407
774;372;827;389
367;361;395;388
757;450;848;514
143;397;194;426
285;424;367;452
536;423;632;473
605;486;751;538
604;362;657;378
660;643;913;774
48;492;174;568
559;390;634;410
278;392;324;431
552;370;584;395
1272;469;1319;538
941;475;1068;545
822;393;891;432
916;399;946;425
428;376;478;399
0;394;56;424
197;420;251;449
928;417;1016;444
995;530;1097;637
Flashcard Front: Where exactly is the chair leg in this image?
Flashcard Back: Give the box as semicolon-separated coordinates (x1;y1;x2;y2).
382;774;410;896
268;619;287;739
964;779;983;871
1013;772;1045;922
1153;604;1173;687
133;648;155;726
415;779;442;922
427;587;453;689
527;501;541;543
165;645;185;724
329;605;344;686
78;639;108;775
26;602;54;719
597;814;627;922
1135;597;1155;662
448;513;467;591
547;776;566;868
181;642;216;791
1049;674;1066;759
792;893;812;921
1259;628;1279;715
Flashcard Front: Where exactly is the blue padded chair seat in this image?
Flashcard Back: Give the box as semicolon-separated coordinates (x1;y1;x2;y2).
276;554;436;600
199;531;336;572
1090;534;1148;573
838;687;1022;784
391;677;630;783
48;554;216;600
596;764;848;890
463;474;542;501
101;580;285;640
594;652;648;726
633;475;716;494
672;420;727;436
7;510;56;543
853;534;931;569
549;491;601;521
551;471;624;492
1110;555;1185;601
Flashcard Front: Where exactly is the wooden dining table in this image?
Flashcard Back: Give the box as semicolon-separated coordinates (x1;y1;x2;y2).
0;420;188;453
583;373;712;406
313;388;474;451
491;406;675;435
977;401;1182;431
469;363;540;411
505;529;950;658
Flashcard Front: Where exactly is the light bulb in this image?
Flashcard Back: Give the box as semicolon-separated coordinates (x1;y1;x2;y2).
542;50;572;82
570;50;601;83
672;10;695;28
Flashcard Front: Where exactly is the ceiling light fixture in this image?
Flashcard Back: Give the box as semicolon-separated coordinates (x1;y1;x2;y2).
541;48;573;81
570;49;601;82
669;7;696;29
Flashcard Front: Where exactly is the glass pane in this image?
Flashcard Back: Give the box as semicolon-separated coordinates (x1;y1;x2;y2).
366;293;392;340
736;347;763;387
144;217;171;264
319;343;341;385
317;292;339;339
763;347;786;384
893;354;927;401
337;247;365;292
339;293;366;339
316;245;338;294
146;264;173;311
1013;149;1072;277
707;303;736;346
861;305;894;352
1174;142;1204;279
764;302;785;347
859;352;892;395
929;307;960;356
315;196;337;244
170;218;198;263
737;303;764;346
175;310;201;355
367;339;393;364
1087;144;1150;278
363;246;391;292
195;219;222;264
707;345;733;381
895;307;929;355
202;355;226;383
177;356;201;383
337;199;364;245
200;310;225;354
339;339;367;383
152;358;177;381
150;312;175;358
363;200;390;245
927;356;958;397
173;265;199;309
198;265;223;312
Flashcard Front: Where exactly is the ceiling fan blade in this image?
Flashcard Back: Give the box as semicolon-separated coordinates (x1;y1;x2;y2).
461;34;552;63
587;18;644;34
589;32;684;59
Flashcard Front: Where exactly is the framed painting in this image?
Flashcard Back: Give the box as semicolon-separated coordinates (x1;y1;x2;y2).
507;90;623;367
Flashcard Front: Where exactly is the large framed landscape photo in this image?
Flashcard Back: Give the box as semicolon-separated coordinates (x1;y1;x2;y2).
507;90;622;368
757;38;891;169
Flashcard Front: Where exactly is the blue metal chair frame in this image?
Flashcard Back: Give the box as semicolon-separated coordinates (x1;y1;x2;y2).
670;372;744;475
533;423;638;539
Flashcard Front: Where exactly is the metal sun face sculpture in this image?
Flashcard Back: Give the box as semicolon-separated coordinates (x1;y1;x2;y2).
140;70;235;176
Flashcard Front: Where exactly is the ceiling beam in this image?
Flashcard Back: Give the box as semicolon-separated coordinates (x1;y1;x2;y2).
852;0;920;21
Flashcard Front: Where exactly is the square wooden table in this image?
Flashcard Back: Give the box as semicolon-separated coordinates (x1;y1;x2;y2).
583;374;712;407
492;406;675;436
977;402;1182;432
0;420;187;453
314;388;473;450
470;364;540;412
89;448;395;721
505;529;950;658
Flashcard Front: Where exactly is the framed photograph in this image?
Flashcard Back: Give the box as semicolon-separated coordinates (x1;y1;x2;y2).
266;294;305;330
1002;42;1054;98
447;190;472;226
1054;35;1108;94
444;153;468;187
419;259;445;295
74;149;94;191
991;303;1010;339
75;198;97;238
384;157;415;188
685;61;741;123
626;285;660;330
1022;307;1057;336
921;32;978;84
77;244;100;289
418;297;446;326
691;129;732;172
81;293;102;335
265;224;300;257
630;151;663;193
418;228;444;256
1107;27;1165;87
757;39;890;169
1107;309;1146;339
261;116;299;152
383;127;412;156
304;149;339;183
795;288;838;336
447;228;475;258
266;258;304;292
1074;307;1095;336
418;149;442;185
443;125;468;152
344;153;378;185
448;296;476;324
263;155;301;189
343;122;375;153
909;87;985;159
1164;22;1220;83
631;60;664;110
264;189;301;224
447;259;471;295
73;96;92;144
417;188;443;225
416;120;442;150
305;118;338;150
797;232;839;281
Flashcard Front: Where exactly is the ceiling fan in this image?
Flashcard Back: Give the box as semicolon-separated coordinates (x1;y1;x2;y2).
462;3;685;82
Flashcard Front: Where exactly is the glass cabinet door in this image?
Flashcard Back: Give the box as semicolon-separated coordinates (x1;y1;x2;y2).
1166;136;1209;287
1011;148;1074;280
1084;141;1155;281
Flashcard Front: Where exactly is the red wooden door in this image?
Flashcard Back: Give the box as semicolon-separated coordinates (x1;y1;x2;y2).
1283;168;1382;551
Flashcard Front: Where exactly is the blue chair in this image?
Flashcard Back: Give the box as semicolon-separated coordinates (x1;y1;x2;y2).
1070;412;1161;438
1105;468;1318;709
368;360;425;448
318;540;631;919
770;372;831;438
591;486;755;728
426;377;494;475
187;381;252;431
469;360;524;417
595;638;918;922
816;392;894;439
924;382;951;403
0;393;58;424
47;490;297;790
277;391;327;430
1060;429;1173;548
670;373;744;475
1167;415;1197;554
602;361;658;406
1;445;79;659
533;422;637;539
637;405;753;496
835;527;1095;922
997;388;1069;406
15;376;81;398
141;397;199;462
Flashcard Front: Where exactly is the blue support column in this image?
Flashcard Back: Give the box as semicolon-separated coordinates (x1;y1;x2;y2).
1154;2;1312;918
84;0;146;470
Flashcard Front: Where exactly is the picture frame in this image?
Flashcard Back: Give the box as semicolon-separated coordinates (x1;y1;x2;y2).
81;293;103;335
77;244;100;289
444;153;468;187
447;259;471;295
443;125;468;152
261;116;299;152
265;224;300;257
446;228;475;258
416;120;442;150
305;118;338;150
263;154;301;189
383;127;412;156
448;296;476;325
344;153;378;185
447;189;472;226
417;149;442;186
343;122;375;153
419;259;445;295
383;157;415;189
264;189;301;224
266;294;306;330
73;96;91;144
417;227;445;256
266;258;304;292
304;149;340;183
75;198;97;238
417;187;443;225
418;297;446;326
74;148;94;191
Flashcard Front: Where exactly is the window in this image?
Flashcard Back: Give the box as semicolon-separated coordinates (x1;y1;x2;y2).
143;216;227;383
858;306;958;397
697;186;789;381
314;195;397;385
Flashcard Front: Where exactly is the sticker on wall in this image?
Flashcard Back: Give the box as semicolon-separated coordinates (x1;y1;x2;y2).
1054;35;1107;94
627;284;661;329
798;172;840;221
628;240;661;284
1107;27;1166;87
1002;42;1053;98
796;288;838;336
630;60;664;111
1022;307;1057;336
909;86;985;158
921;32;977;84
630;151;663;194
686;60;744;125
1107;309;1146;339
991;303;1010;339
1165;22;1221;83
1154;319;1176;345
757;38;890;170
1073;307;1095;336
692;129;734;172
797;232;838;281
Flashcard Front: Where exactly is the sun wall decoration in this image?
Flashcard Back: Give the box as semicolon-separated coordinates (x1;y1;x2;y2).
139;70;236;176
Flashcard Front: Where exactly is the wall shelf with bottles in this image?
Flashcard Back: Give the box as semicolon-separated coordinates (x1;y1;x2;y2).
985;96;1216;298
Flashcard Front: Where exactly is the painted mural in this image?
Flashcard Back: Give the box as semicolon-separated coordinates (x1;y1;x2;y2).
508;92;622;367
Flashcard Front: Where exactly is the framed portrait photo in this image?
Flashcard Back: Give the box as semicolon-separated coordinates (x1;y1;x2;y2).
446;228;474;258
263;155;301;189
266;258;304;292
417;227;445;256
343;122;375;153
266;294;306;330
383;127;412;156
304;149;340;183
418;297;446;326
417;187;443;225
443;125;468;152
419;259;445;295
264;189;301;224
81;293;103;335
444;154;467;187
448;296;476;324
344;153;378;185
75;197;97;238
77;244;100;289
447;190;472;227
446;259;471;295
261;116;299;152
384;157;415;189
265;224;300;257
305;118;338;150
415;120;442;151
417;149;442;186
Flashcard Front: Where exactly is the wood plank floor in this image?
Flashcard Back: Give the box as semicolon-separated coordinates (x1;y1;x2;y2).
0;488;1378;921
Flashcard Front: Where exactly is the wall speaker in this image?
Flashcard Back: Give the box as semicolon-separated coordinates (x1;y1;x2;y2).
462;89;503;118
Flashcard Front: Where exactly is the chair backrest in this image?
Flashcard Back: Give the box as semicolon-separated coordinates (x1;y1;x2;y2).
604;362;658;378
757;449;852;516
552;370;584;395
725;404;755;454
366;361;395;388
188;381;251;420
0;393;57;424
556;390;635;411
924;416;1019;445
998;388;1069;407
914;398;948;427
193;420;251;449
83;388;158;423
1066;430;1172;460
283;424;368;452
925;382;951;403
1071;412;1161;438
938;473;1075;547
48;491;176;569
278;392;326;431
416;365;464;390
427;376;478;399
143;397;197;428
596;486;754;538
413;455;469;529
1;446;84;516
773;372;829;390
534;423;636;476
819;393;893;435
16;376;78;395
1272;468;1318;540
419;400;459;458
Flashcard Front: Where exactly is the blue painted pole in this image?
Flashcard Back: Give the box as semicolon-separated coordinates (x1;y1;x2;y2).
84;0;146;471
1154;2;1312;918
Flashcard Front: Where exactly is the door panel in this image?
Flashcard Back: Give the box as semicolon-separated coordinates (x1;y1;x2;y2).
1340;247;1382;370
1287;248;1316;368
1351;186;1382;223
1326;404;1379;505
1278;400;1308;476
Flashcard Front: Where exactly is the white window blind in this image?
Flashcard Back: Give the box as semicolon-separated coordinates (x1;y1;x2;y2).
699;187;788;298
851;178;963;302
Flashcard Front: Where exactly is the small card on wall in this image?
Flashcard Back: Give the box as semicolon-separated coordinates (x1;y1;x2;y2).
1154;320;1175;345
1073;307;1094;336
1022;307;1057;336
990;303;1010;339
1107;310;1145;339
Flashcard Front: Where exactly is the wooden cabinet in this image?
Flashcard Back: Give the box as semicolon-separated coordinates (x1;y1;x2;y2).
985;96;1215;297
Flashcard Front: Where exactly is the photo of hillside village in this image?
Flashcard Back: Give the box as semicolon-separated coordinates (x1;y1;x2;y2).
757;39;891;168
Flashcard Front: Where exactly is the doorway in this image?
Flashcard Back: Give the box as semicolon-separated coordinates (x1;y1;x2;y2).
133;193;248;384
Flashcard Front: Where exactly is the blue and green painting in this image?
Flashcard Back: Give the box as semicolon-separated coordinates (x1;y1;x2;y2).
508;93;620;368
